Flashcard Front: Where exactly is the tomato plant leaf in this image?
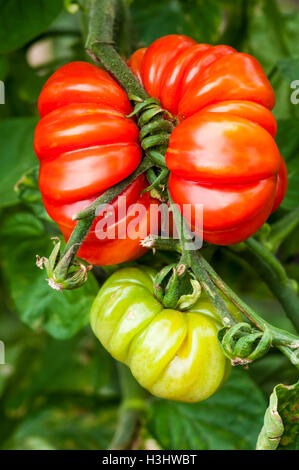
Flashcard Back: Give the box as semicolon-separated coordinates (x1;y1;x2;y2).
275;119;299;211
277;58;299;82
14;166;52;223
256;380;299;450
0;0;63;54
2;400;118;450
146;368;266;450
0;210;98;339
130;0;223;46
0;118;38;207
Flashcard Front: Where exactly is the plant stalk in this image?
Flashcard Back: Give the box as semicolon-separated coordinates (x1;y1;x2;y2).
109;363;147;450
265;206;299;252
85;0;148;99
229;238;299;334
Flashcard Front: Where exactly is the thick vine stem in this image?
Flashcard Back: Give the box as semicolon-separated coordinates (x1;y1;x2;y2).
85;0;148;99
198;255;299;358
85;0;175;170
109;364;147;450
74;156;153;220
230;238;299;334
264;205;299;253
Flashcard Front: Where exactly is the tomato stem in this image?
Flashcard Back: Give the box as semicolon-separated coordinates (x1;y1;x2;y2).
245;237;290;286
264;205;299;253
196;254;299;367
73;156;153;220
109;363;147;450
168;192;237;327
145;226;299;367
84;0;175;169
85;0;148;99
229;238;299;334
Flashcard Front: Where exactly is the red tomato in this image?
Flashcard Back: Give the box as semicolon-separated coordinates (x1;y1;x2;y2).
128;35;287;245
34;62;158;265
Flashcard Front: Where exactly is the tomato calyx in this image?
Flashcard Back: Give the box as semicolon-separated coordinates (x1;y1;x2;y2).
36;237;92;291
218;322;272;365
153;263;201;310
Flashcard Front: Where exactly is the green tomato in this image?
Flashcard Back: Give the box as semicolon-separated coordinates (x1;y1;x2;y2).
90;267;238;403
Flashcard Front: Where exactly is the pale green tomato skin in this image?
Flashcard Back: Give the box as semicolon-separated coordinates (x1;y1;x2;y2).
90;267;234;403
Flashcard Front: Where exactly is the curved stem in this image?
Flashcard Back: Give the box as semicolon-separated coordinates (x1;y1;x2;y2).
245;238;289;285
187;250;237;327
265;206;299;253
231;238;299;334
199;254;299;349
74;156;153;220
109;363;147;450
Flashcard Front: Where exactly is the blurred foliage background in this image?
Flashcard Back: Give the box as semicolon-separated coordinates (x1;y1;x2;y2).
0;0;298;450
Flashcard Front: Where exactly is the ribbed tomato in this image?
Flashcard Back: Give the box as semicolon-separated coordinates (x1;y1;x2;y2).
128;35;287;245
90;266;234;403
34;62;158;265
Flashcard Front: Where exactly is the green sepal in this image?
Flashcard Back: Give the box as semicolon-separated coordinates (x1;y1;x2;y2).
14;166;52;223
153;264;176;304
163;267;180;308
36;237;92;291
218;323;272;364
177;279;201;310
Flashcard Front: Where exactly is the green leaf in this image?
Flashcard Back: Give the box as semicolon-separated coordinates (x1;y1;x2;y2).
245;0;299;72
275;119;299;211
146;369;266;450
14;166;52;223
256;381;299;450
0;55;8;81
244;1;299;120
3;400;118;450
277;57;299;82
0;210;98;339
0;118;38;207
248;352;299;397
130;0;223;46
0;0;63;54
0;305;119;447
1;330;119;415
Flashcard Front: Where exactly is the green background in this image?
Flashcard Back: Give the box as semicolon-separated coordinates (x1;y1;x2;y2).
0;0;298;450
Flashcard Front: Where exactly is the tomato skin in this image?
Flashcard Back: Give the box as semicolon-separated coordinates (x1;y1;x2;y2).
178;53;276;119
129;35;287;245
90;267;234;403
166;110;280;244
140;35;196;101
34;62;157;265
38;61;132;117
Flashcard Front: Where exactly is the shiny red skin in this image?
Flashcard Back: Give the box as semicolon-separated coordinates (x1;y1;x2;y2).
128;35;287;245
34;62;158;265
